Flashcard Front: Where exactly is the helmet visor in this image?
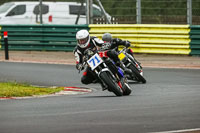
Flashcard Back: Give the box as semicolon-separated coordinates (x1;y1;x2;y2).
78;36;89;45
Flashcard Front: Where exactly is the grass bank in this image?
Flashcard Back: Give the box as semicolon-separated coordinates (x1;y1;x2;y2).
0;82;64;97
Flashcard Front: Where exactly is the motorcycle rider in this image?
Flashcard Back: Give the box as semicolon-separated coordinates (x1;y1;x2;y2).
102;33;133;57
74;29;121;86
102;32;141;67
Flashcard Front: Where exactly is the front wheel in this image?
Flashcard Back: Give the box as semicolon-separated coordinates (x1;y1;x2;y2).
100;71;123;96
129;64;146;83
123;82;132;95
120;78;132;95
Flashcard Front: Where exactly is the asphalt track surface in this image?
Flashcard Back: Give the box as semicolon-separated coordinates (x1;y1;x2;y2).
0;62;200;133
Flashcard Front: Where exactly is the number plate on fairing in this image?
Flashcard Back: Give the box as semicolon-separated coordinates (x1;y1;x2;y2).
87;53;103;70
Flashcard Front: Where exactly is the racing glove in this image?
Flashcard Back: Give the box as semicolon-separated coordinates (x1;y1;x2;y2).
125;41;131;48
76;63;84;71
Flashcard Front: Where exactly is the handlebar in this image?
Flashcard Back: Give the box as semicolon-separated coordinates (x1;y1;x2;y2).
119;47;127;53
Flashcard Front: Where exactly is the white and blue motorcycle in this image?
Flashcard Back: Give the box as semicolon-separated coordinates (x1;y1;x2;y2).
80;48;132;96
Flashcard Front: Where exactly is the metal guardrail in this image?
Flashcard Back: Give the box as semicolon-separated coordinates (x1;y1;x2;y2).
190;25;200;55
0;24;200;55
89;24;191;55
0;24;89;51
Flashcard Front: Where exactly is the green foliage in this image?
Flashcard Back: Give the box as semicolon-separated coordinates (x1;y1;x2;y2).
0;0;200;24
1;0;200;16
101;0;136;16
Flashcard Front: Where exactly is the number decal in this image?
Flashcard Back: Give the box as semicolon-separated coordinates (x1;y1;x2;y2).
95;56;101;63
87;53;103;70
89;58;95;66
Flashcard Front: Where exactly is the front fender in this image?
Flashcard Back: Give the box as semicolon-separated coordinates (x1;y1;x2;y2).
98;68;117;80
98;68;110;76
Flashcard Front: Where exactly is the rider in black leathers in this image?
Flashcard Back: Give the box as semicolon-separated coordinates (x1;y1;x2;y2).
102;33;141;66
102;33;133;57
74;30;120;85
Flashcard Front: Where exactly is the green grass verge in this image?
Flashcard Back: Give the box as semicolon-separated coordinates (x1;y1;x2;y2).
0;82;64;97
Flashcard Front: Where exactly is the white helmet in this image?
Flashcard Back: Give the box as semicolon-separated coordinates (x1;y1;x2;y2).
76;30;90;48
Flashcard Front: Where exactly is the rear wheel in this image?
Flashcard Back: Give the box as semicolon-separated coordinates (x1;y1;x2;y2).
100;71;123;96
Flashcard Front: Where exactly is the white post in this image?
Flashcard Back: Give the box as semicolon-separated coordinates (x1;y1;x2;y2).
89;0;93;24
39;0;43;24
86;0;90;24
136;0;141;24
187;0;192;25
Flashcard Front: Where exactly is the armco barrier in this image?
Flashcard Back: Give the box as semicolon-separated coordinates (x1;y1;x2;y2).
190;25;200;55
89;24;191;55
0;25;88;51
1;24;199;55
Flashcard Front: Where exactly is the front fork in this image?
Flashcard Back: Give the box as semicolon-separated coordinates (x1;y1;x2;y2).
127;54;142;70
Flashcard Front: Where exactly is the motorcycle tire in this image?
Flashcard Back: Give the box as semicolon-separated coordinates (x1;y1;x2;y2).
100;71;123;96
129;64;146;83
122;82;132;96
119;77;132;96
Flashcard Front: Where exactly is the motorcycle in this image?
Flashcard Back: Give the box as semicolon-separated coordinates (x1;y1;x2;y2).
118;47;146;83
80;48;132;96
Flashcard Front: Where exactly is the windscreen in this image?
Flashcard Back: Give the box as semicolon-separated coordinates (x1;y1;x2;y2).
0;2;14;14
